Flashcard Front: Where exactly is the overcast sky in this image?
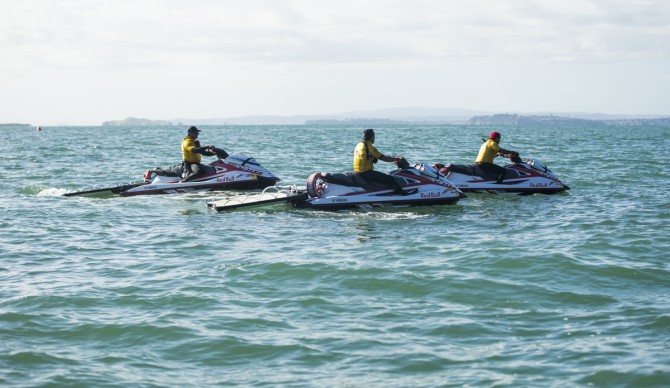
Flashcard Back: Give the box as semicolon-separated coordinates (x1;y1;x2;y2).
2;0;669;125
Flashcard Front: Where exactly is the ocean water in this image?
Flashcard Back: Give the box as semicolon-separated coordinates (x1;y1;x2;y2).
1;124;669;386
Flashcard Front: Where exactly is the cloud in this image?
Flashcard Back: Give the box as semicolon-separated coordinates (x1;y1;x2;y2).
2;0;669;70
1;0;669;124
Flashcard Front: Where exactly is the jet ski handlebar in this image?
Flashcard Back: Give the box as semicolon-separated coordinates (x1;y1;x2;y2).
202;146;229;160
394;157;411;169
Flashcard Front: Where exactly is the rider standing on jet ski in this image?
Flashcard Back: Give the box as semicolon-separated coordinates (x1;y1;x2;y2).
353;128;409;195
181;126;228;182
475;131;519;184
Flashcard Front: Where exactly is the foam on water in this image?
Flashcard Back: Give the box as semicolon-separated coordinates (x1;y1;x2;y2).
36;187;71;197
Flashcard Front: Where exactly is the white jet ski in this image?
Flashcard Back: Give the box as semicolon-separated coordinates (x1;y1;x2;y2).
296;160;465;210
208;160;464;212
437;155;569;194
64;154;280;197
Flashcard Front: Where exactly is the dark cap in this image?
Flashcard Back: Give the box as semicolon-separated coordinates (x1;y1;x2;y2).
489;131;501;139
188;126;200;134
362;128;375;141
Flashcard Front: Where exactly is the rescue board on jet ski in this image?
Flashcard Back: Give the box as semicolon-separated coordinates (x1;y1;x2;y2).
63;182;144;198
208;187;308;211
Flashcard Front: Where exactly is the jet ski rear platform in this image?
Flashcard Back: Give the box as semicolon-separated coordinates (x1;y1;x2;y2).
62;182;144;198
207;186;308;211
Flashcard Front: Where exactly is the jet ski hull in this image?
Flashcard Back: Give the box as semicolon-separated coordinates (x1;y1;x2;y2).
62;182;144;198
121;175;278;196
296;192;465;211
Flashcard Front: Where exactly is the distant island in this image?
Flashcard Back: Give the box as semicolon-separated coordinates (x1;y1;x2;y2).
98;109;670;127
468;113;670;126
306;118;468;125
102;117;177;126
0;123;31;127
307;118;412;125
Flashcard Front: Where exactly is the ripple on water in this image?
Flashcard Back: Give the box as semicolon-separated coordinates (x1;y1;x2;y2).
1;125;670;386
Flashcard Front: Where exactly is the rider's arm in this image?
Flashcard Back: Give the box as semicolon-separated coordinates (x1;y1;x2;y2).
378;154;396;163
498;148;518;157
191;146;209;154
192;143;218;154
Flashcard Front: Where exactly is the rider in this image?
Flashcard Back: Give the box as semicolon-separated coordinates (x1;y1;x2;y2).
181;126;228;182
475;131;518;184
353;128;409;195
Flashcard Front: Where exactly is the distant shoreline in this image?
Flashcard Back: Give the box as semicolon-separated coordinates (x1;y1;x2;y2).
0;123;31;127
5;113;670;127
100;113;670;127
467;113;670;126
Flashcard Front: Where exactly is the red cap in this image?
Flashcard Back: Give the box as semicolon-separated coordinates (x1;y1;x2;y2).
489;131;501;139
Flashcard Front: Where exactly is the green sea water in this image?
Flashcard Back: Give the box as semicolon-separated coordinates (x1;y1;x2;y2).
1;124;669;386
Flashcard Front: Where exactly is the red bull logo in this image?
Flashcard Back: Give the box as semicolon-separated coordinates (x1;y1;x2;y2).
420;192;441;199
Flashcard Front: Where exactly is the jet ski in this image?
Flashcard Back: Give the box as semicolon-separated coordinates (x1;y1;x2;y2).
295;160;465;210
207;160;464;211
64;154;280;197
437;155;569;194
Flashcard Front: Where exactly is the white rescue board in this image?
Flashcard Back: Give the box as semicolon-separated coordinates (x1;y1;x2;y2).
207;186;307;211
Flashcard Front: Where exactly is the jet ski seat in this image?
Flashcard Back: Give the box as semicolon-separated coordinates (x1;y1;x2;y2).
153;163;217;178
153;164;182;177
447;164;476;176
321;173;398;192
448;164;521;180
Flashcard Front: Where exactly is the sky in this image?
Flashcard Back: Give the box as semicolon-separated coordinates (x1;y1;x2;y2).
1;0;669;125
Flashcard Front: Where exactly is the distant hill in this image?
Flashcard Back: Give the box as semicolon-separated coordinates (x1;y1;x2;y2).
524;111;667;121
306;118;434;125
0;123;31;127
324;107;488;123
468;113;670;126
102;117;175;126
175;116;310;126
173;107;488;125
468;114;598;126
102;108;670;126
